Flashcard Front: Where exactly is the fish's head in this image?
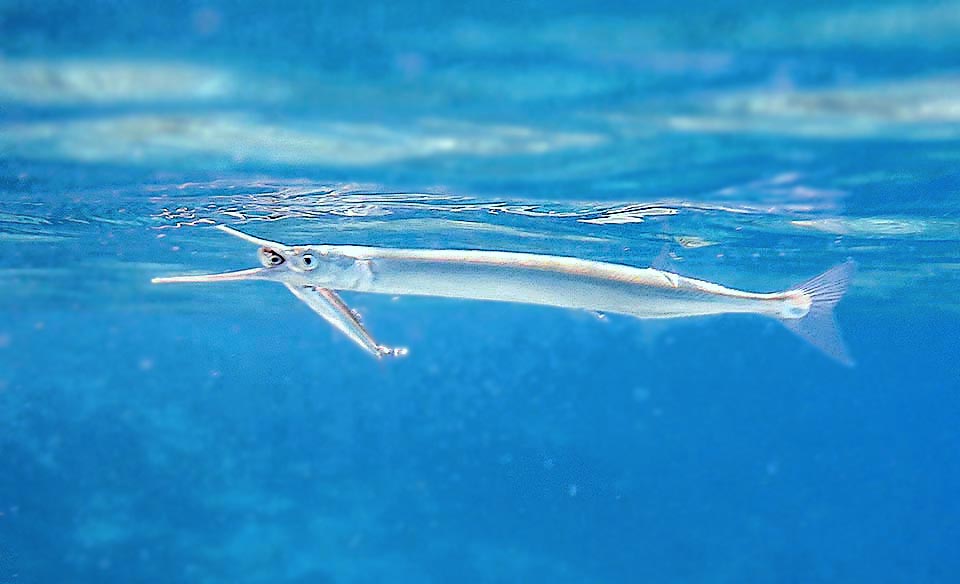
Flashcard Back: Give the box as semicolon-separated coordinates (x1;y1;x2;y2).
152;225;319;286
278;245;371;289
188;242;351;285
152;225;372;289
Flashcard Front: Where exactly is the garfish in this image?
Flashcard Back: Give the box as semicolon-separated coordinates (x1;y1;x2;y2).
153;225;856;364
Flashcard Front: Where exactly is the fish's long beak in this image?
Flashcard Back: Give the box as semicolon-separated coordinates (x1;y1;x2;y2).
151;267;268;284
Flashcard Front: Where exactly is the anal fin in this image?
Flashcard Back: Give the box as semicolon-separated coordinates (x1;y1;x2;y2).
284;284;407;359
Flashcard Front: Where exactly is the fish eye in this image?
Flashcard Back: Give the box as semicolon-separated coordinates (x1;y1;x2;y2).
260;248;285;267
300;254;316;270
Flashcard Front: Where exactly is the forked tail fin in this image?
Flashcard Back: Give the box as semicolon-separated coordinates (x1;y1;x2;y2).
779;260;856;366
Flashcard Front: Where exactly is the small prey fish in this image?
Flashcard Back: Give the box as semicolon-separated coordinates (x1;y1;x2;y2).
153;226;856;364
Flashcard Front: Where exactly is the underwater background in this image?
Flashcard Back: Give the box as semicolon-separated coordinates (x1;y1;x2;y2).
1;0;959;582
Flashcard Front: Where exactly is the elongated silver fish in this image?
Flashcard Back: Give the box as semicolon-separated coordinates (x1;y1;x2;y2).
153;225;856;364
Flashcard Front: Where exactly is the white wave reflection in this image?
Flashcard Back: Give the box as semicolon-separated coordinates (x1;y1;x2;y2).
792;217;960;240
1;114;605;166
668;77;960;140
0;58;254;105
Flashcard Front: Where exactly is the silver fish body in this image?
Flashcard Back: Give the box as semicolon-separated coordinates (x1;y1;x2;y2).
153;226;854;364
310;247;791;320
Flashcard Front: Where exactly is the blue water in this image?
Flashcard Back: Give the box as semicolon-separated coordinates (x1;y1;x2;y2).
2;1;960;582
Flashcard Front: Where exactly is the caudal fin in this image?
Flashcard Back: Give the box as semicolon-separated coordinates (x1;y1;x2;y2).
780;260;856;366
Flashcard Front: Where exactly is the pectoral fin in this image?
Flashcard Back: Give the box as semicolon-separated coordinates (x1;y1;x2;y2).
283;284;407;359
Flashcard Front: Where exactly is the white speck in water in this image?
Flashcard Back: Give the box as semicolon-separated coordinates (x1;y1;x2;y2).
568;484;578;497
